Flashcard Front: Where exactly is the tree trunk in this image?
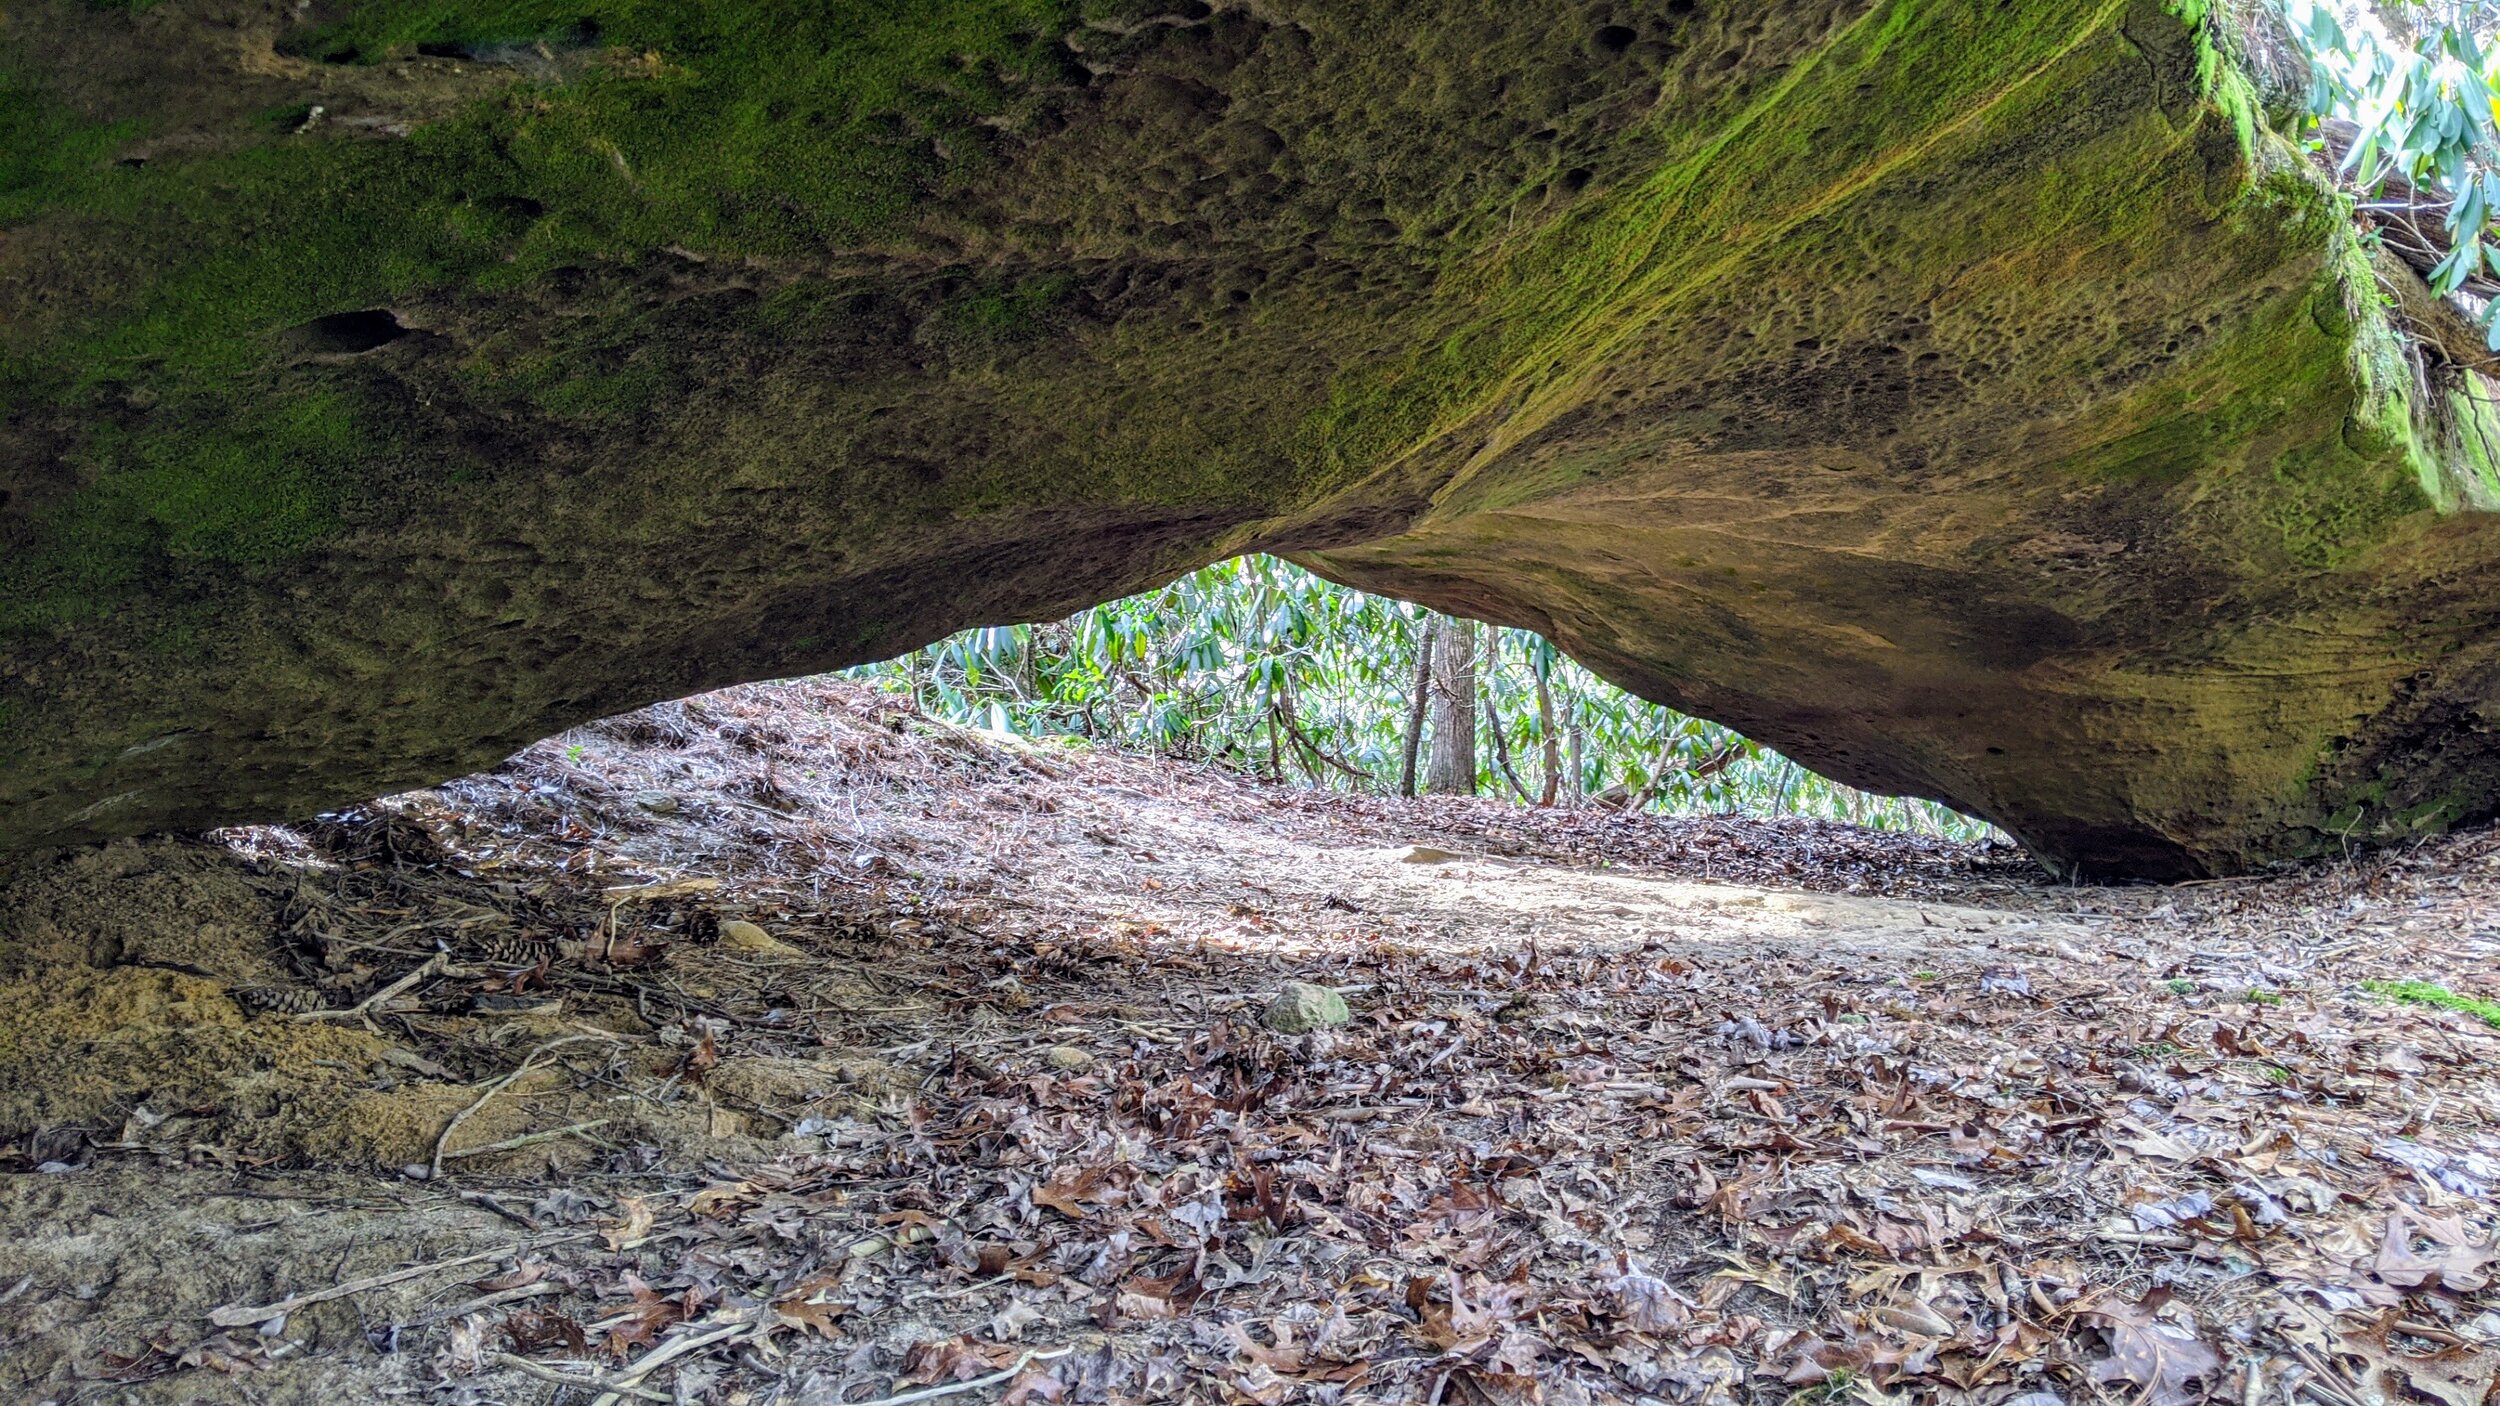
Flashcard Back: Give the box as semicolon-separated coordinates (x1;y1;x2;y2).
1399;616;1437;797
1485;692;1530;801
1480;630;1529;801
1535;660;1560;807
1425;616;1478;795
1565;695;1584;807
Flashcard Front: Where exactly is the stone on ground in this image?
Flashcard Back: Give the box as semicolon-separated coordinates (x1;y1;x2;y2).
717;920;801;958
1264;982;1351;1034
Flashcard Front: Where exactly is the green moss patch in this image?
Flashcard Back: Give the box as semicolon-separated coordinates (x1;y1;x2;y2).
1;389;378;634
1;0;1087;633
2361;978;2500;1028
275;0;1079;256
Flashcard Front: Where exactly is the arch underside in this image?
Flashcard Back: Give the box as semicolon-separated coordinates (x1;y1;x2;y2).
7;0;2500;878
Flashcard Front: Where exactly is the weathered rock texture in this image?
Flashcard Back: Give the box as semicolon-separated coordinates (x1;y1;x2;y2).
9;0;2500;878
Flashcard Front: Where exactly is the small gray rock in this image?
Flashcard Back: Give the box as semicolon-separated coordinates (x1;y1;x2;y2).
1263;981;1350;1034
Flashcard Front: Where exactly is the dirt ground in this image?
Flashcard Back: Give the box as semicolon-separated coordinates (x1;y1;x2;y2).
1;678;2494;1406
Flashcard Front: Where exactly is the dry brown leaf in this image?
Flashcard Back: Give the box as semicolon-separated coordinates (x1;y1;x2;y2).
2333;1313;2500;1406
2374;1210;2498;1292
2084;1293;2220;1406
687;1179;759;1217
600;1194;655;1252
771;1275;849;1340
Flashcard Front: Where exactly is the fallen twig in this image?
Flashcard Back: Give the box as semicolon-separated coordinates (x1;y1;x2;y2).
431;1034;620;1179
439;1119;611;1163
207;1238;585;1327
291;952;446;1025
589;1316;764;1406
490;1352;672;1402
848;1345;1078;1406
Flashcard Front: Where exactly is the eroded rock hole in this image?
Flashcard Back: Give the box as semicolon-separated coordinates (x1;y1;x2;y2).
286;309;409;355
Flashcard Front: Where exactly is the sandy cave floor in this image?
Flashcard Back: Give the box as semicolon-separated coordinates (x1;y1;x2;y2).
0;678;2495;1406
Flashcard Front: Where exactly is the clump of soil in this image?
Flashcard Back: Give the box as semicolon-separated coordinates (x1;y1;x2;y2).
0;834;298;980
0;837;407;1161
0;820;892;1170
0;966;400;1157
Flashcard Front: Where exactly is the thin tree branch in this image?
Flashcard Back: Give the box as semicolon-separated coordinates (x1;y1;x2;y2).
846;1345;1079;1406
431;1034;619;1179
1400;616;1437;797
1483;694;1532;803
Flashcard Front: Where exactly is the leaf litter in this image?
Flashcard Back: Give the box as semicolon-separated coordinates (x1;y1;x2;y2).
0;676;2493;1404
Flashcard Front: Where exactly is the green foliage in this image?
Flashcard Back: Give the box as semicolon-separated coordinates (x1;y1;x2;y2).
851;556;1992;836
2361;977;2500;1025
2282;1;2500;346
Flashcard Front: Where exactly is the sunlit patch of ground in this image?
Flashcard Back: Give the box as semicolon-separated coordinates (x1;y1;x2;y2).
1;678;2495;1405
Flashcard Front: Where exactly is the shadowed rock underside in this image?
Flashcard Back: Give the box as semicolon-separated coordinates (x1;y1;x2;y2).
7;0;2500;877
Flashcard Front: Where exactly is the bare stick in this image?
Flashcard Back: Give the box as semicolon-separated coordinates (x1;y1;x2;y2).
490;1353;672;1402
439;1119;611;1163
456;1189;540;1231
207;1241;573;1327
431;1034;618;1179
846;1345;1079;1406
412;1280;560;1326
589;1317;762;1406
291;953;446;1025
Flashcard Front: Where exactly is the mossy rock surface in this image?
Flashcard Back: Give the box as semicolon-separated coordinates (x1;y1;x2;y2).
7;0;2500;878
